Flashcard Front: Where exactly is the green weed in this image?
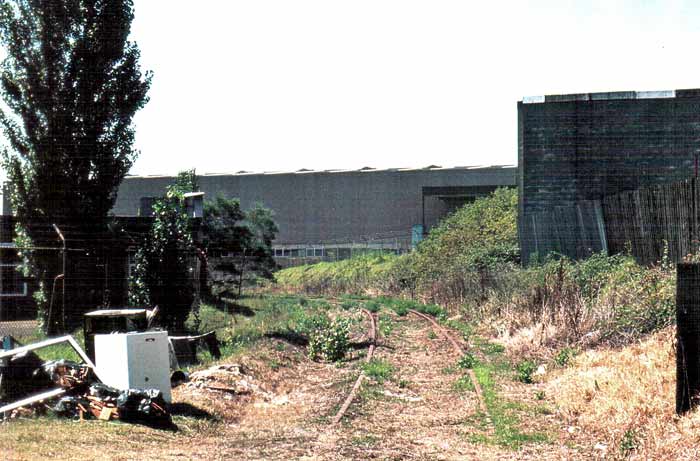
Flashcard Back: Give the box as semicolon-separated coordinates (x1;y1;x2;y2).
453;374;475;392
457;353;478;369
364;300;381;313
305;317;350;362
620;428;639;455
362;359;394;383
554;347;576;367
516;360;537;384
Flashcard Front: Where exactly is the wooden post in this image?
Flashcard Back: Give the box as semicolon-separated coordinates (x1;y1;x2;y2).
676;263;700;414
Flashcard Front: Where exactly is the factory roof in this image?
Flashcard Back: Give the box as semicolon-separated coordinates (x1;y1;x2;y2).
124;164;516;179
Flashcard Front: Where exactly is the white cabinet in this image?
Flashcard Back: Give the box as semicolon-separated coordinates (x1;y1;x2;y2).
94;331;171;403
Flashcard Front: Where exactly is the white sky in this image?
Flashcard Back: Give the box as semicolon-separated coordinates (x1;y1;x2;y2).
2;0;700;182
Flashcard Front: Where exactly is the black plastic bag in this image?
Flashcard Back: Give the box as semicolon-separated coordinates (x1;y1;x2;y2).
116;388;170;425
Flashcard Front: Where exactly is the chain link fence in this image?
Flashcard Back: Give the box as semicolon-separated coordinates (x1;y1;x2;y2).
0;320;38;338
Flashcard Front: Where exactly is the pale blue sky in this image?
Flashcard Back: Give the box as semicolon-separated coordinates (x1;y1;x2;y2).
2;0;700;182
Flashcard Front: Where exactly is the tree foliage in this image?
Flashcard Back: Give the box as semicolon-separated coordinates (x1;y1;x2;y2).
414;187;519;276
0;0;151;221
129;171;197;333
202;196;278;301
0;0;151;330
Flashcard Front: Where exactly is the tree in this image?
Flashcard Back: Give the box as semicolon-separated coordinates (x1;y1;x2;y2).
202;197;278;302
0;0;151;331
243;202;279;281
129;171;197;333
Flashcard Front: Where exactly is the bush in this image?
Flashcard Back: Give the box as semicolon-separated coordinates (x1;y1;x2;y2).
516;360;537;384
596;261;675;342
301;315;350;362
554;347;576;367
457;353;478;369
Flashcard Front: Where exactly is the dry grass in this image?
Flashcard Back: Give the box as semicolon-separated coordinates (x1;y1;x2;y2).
12;292;689;460
546;326;700;460
0;299;574;460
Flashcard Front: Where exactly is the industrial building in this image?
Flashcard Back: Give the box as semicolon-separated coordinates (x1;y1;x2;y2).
518;88;700;263
112;166;517;262
1;165;516;319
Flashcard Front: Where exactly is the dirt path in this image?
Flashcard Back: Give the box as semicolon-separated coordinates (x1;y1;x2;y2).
162;313;570;460
2;310;581;460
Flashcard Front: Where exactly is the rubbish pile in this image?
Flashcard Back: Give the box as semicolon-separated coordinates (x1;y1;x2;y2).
181;364;271;400
0;335;171;427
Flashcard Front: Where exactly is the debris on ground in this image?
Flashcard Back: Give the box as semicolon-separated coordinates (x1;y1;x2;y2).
182;364;272;400
0;335;172;427
169;331;221;367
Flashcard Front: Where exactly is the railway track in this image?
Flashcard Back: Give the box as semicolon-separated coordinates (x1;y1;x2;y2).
408;309;487;414
330;304;487;426
331;308;377;425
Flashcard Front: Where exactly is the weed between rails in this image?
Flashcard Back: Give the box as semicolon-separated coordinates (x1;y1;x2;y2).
445;319;551;450
362;359;395;383
467;361;551;449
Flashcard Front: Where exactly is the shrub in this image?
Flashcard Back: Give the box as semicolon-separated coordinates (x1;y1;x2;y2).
554;347;576;367
596;262;675;342
457;353;478;369
302;315;350;362
516;360;537;384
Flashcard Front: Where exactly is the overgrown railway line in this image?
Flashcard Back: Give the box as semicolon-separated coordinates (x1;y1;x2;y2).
331;308;377;424
408;309;487;414
329;301;487;425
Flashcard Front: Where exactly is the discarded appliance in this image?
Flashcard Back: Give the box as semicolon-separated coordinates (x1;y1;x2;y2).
83;308;150;362
95;331;172;403
0;335;171;426
168;331;221;367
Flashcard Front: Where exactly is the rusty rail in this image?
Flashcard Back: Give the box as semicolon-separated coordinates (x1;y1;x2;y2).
331;308;376;425
408;309;487;414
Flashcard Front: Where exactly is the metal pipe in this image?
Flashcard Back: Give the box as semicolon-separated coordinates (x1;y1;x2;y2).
52;224;66;332
47;273;64;334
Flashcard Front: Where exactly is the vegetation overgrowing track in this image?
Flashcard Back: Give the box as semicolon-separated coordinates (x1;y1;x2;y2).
408;309;487;414
330;300;488;427
331;308;377;425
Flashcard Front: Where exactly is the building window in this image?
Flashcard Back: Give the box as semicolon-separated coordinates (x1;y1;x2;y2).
314;248;324;257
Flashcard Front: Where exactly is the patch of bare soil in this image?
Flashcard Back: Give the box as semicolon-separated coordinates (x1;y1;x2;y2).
3;314;583;460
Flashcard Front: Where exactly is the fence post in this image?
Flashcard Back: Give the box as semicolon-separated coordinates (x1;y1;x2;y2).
676;263;700;414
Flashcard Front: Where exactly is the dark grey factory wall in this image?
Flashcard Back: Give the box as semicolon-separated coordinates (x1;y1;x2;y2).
518;90;700;263
113;167;516;246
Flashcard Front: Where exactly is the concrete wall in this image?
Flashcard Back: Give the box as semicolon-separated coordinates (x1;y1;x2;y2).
114;167;517;247
519;89;700;262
